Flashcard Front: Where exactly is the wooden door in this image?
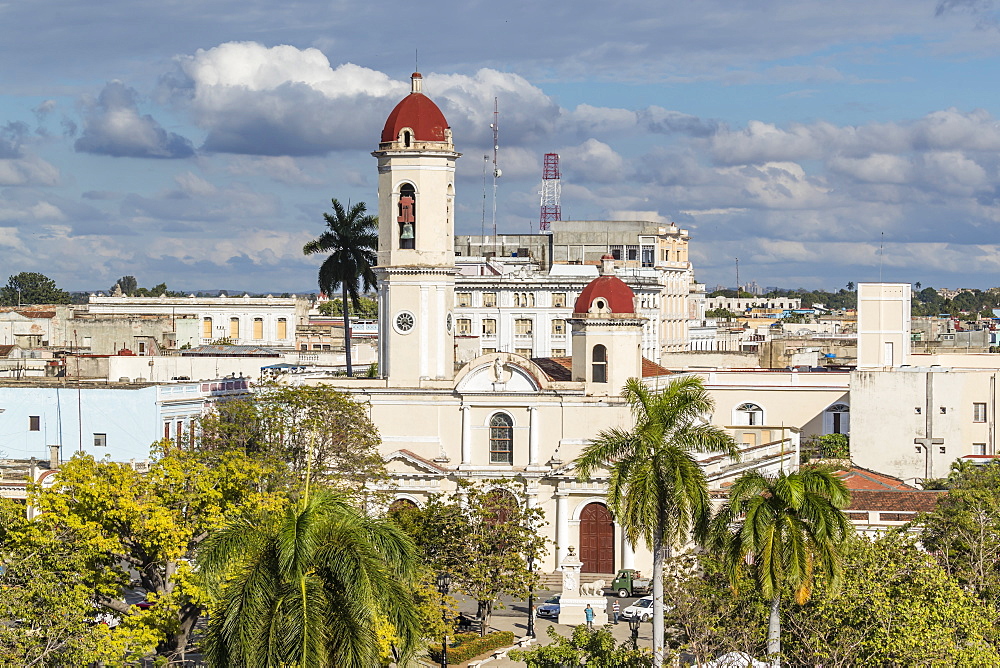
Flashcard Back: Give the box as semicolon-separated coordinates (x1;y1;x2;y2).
579;503;615;573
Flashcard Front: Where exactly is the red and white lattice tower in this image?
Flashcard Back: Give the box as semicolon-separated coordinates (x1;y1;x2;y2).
539;153;561;232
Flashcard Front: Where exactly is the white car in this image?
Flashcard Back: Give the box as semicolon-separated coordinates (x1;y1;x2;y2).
621;595;654;622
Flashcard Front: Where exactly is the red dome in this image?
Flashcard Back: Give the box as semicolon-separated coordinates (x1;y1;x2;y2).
573;275;636;315
381;74;449;143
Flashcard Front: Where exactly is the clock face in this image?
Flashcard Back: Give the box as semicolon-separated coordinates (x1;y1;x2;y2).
394;311;415;334
446;313;453;333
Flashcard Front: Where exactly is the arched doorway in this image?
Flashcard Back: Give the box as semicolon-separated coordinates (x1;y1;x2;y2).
579;503;615;574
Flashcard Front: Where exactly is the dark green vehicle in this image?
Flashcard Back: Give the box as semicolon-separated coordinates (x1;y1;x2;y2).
611;568;651;597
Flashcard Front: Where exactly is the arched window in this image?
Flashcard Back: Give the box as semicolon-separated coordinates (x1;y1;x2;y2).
825;403;850;434
592;344;608;383
398;184;416;249
402;130;412;147
229;317;240;340
489;413;513;464
735;402;763;426
202;317;212;339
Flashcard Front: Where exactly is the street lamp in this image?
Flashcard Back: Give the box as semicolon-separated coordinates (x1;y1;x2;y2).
436;571;452;668
526;553;535;638
628;615;641;650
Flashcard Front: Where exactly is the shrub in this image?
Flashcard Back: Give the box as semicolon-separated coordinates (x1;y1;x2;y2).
429;630;516;664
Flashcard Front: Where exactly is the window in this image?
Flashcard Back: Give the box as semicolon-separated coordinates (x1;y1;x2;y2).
277;318;287;340
515;319;533;336
974;443;987;455
229;317;240;339
736;403;764;426
457;293;472;307
253;318;264;340
553;293;566;307
551;319;566;335
93;433;107;447
456;318;472;335
483;292;496;307
592;344;607;383
825;403;850;434
482;348;497;354
398;184;416;249
974;402;987;423
610;245;623;260
203;317;212;338
164;423;171;439
515;348;533;356
482;319;497;336
490;413;513;464
552;348;566;356
626;245;639;261
641;246;654;267
29;416;40;431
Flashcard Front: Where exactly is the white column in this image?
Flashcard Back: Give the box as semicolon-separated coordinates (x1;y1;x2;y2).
622;537;636;570
528;406;539;466
419;285;429;379
556;491;569;567
460;405;472;465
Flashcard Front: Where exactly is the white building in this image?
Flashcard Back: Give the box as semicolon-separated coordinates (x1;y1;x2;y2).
301;73;845;575
87;294;309;350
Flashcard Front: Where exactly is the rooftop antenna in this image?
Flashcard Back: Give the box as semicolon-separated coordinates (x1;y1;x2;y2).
481;155;488;249
539;153;561;233
879;231;884;282
735;257;740;294
414;49;418;73
490;97;501;256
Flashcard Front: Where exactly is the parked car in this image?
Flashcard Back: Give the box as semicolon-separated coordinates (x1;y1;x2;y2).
536;595;560;619
611;568;651;597
621;595;654;622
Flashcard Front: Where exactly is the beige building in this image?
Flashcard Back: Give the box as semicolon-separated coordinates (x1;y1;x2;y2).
293;73;848;575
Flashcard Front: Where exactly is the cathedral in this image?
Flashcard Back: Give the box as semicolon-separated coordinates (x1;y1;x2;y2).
310;73;791;574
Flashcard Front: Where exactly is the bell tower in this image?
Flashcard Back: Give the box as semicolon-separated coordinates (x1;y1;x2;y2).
373;73;461;385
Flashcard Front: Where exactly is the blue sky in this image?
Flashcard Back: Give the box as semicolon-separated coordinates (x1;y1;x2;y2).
2;0;1000;293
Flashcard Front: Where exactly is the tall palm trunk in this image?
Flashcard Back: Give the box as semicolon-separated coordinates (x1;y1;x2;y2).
767;595;781;666
652;516;665;668
341;282;353;376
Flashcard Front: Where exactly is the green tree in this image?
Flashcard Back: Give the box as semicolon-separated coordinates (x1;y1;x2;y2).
392;480;546;636
318;297;378;318
197;383;387;498
709;466;851;665
780;533;1000;666
111;275;138;296
574;377;739;667
25;447;292;661
199;487;422;667
0;498;162;665
0;272;71;306
846;281;854;291
915;460;1000;610
303;198;378;377
509;626;653;667
705;307;738;319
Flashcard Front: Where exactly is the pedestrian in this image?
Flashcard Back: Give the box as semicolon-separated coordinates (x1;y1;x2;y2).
612;599;620;624
584;603;594;630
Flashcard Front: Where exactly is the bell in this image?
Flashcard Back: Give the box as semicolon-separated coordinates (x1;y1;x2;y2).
400;223;414;240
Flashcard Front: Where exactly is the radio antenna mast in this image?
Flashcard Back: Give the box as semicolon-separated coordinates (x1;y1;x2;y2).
490;97;501;256
539;153;561;232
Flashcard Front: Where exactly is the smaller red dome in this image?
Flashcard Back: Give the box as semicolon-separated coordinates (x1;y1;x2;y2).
573;275;636;315
380;73;450;143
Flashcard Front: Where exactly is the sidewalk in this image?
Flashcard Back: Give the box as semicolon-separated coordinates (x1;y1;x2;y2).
463;592;655;667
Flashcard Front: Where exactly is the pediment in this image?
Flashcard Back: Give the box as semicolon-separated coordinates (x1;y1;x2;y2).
455;355;543;393
384;449;448;476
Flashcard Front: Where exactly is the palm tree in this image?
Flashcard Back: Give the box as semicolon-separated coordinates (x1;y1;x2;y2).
709;467;851;666
198;488;422;667
303;199;378;377
575;376;740;667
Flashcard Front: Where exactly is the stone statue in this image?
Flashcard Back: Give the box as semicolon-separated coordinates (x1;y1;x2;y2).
492;357;505;382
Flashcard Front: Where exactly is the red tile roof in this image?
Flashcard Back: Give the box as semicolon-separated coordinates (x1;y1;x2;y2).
847;490;942;513
573;275;636;315
530;356;672;381
835;466;916;491
381;74;449;143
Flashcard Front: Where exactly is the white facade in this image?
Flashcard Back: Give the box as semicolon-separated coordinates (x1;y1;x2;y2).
453;261;667;362
87;295;306;350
